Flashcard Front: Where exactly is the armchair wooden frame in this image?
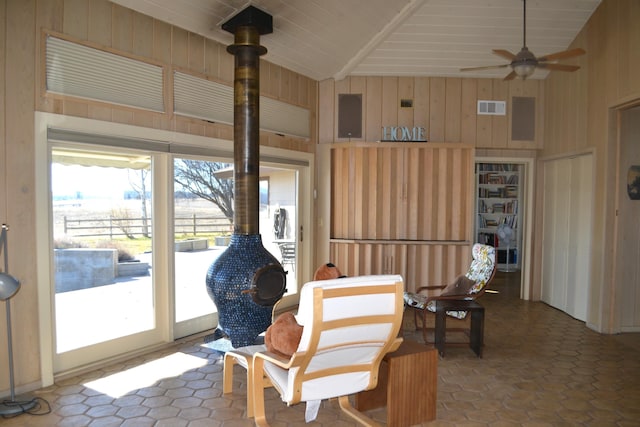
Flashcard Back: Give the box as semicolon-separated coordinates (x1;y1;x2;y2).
235;275;404;426
404;243;496;346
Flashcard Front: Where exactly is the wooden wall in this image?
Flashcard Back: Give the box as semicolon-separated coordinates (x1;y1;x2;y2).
318;76;545;149
0;0;316;394
540;0;640;333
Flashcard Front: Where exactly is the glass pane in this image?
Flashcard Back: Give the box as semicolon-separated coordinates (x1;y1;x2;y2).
260;169;299;296
173;159;232;323
51;149;154;353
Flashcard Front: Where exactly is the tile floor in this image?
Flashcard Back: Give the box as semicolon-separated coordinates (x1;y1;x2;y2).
2;272;640;426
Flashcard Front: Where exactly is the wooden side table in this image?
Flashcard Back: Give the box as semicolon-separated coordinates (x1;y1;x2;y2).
355;340;437;426
434;299;485;357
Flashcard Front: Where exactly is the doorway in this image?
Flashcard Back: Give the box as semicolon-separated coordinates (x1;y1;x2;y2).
475;157;534;299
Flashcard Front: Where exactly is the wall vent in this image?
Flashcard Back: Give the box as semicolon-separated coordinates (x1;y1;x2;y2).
174;71;310;139
477;100;506;116
46;36;164;112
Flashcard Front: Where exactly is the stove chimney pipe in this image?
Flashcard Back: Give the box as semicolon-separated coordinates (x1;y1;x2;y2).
222;6;272;234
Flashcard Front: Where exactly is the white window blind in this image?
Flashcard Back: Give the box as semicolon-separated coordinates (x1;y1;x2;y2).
174;71;310;139
46;36;164;112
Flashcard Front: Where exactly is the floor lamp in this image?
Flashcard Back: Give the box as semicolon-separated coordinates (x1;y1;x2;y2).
0;224;37;416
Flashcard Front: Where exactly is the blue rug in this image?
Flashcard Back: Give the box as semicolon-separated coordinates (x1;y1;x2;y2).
201;336;264;355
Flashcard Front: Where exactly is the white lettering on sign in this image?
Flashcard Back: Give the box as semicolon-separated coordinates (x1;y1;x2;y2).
381;126;427;142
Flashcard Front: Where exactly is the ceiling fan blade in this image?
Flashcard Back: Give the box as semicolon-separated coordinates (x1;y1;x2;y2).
503;70;518;81
537;48;586;62
538;63;581;72
460;64;510;72
492;49;517;61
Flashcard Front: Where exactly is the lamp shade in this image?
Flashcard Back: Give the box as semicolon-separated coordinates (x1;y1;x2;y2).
0;272;21;301
514;63;535;78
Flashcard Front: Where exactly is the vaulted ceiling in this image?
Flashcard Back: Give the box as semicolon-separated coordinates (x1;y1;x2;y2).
111;0;601;81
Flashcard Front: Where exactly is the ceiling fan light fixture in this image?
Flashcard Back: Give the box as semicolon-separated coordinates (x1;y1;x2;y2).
513;62;535;78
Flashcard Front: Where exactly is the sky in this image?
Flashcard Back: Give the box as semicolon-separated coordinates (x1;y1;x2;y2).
52;164;146;200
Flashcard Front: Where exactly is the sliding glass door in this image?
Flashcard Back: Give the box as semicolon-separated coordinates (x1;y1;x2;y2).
51;147;161;371
40;115;311;376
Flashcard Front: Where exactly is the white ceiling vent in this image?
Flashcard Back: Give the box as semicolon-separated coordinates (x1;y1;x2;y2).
46;36;164;112
174;71;310;139
477;100;506;116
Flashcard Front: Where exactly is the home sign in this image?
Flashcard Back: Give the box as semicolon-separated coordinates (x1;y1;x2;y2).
381;126;427;142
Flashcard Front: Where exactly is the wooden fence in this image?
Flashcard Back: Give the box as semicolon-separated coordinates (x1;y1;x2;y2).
63;214;232;238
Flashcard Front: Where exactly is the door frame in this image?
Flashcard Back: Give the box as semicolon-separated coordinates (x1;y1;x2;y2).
475;156;534;300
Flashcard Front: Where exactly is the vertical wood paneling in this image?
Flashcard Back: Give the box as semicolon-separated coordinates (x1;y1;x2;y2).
350;76;367;141
491;79;509;148
0;0;6;222
319;79;335;144
460;78;477;145
476;79;492;146
381;77;398;133
436;148;449;240
88;0;112;46
218;44;234;84
444;78;461;142
450;148;462;239
365;76;382;141
405;147;420;239
64;0;88;39
353;147;363;238
279;67;292;102
380;147;392;239
171;26;189;69
429;77;445;142
188;33;205;73
330;143;473;242
413;77;430;131
391;148;404;239
267;63;282;99
111;4;133;52
397;77;414;127
367;149;379;238
152;19;172;64
132;12;153;58
419;148;435;239
5;0;39;388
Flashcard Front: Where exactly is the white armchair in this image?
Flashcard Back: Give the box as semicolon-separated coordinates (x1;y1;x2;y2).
251;274;404;426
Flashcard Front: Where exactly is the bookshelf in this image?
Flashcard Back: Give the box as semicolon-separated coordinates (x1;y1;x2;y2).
476;163;522;271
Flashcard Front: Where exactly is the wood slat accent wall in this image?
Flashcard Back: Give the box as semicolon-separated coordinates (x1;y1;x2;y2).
330;242;471;292
36;0;317;153
319;76;544;149
329;142;474;286
330;143;474;241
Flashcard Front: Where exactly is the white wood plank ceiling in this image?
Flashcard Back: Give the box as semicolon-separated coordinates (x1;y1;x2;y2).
111;0;601;81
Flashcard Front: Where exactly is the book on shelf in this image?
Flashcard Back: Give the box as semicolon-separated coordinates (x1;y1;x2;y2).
505;185;518;198
492;203;505;213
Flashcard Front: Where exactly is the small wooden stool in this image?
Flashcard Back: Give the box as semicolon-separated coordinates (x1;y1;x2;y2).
434;299;485;357
355;340;437;426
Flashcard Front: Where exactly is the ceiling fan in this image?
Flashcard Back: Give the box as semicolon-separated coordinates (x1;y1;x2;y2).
461;0;585;80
